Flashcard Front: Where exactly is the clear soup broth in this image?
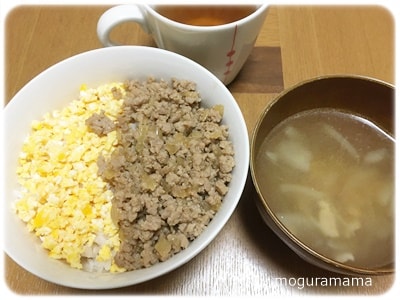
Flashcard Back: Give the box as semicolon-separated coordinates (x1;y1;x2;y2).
155;5;257;26
256;108;394;269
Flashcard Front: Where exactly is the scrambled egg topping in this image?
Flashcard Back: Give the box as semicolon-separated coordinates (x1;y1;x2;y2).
14;83;126;272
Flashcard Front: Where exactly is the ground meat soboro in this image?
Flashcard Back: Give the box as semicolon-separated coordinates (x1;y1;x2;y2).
95;78;235;271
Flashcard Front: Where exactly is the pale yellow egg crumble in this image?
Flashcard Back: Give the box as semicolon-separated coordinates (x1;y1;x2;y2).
14;82;126;272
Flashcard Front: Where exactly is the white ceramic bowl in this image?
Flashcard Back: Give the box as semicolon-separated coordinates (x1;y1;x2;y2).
2;46;249;289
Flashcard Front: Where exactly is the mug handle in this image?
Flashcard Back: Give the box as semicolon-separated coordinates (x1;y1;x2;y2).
97;5;150;47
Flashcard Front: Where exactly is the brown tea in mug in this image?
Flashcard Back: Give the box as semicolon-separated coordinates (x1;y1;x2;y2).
155;5;258;26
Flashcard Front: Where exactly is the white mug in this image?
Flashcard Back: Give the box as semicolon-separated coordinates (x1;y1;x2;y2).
97;4;268;85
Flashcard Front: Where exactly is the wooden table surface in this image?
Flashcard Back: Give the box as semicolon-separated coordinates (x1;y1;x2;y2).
3;4;396;296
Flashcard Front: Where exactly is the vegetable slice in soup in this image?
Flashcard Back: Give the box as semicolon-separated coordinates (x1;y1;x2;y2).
256;108;394;269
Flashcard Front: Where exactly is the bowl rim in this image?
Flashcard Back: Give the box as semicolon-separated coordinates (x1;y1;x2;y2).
252;74;394;137
250;74;395;275
2;45;250;289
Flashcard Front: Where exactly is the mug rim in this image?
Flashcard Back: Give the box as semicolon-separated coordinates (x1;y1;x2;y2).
144;4;268;31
